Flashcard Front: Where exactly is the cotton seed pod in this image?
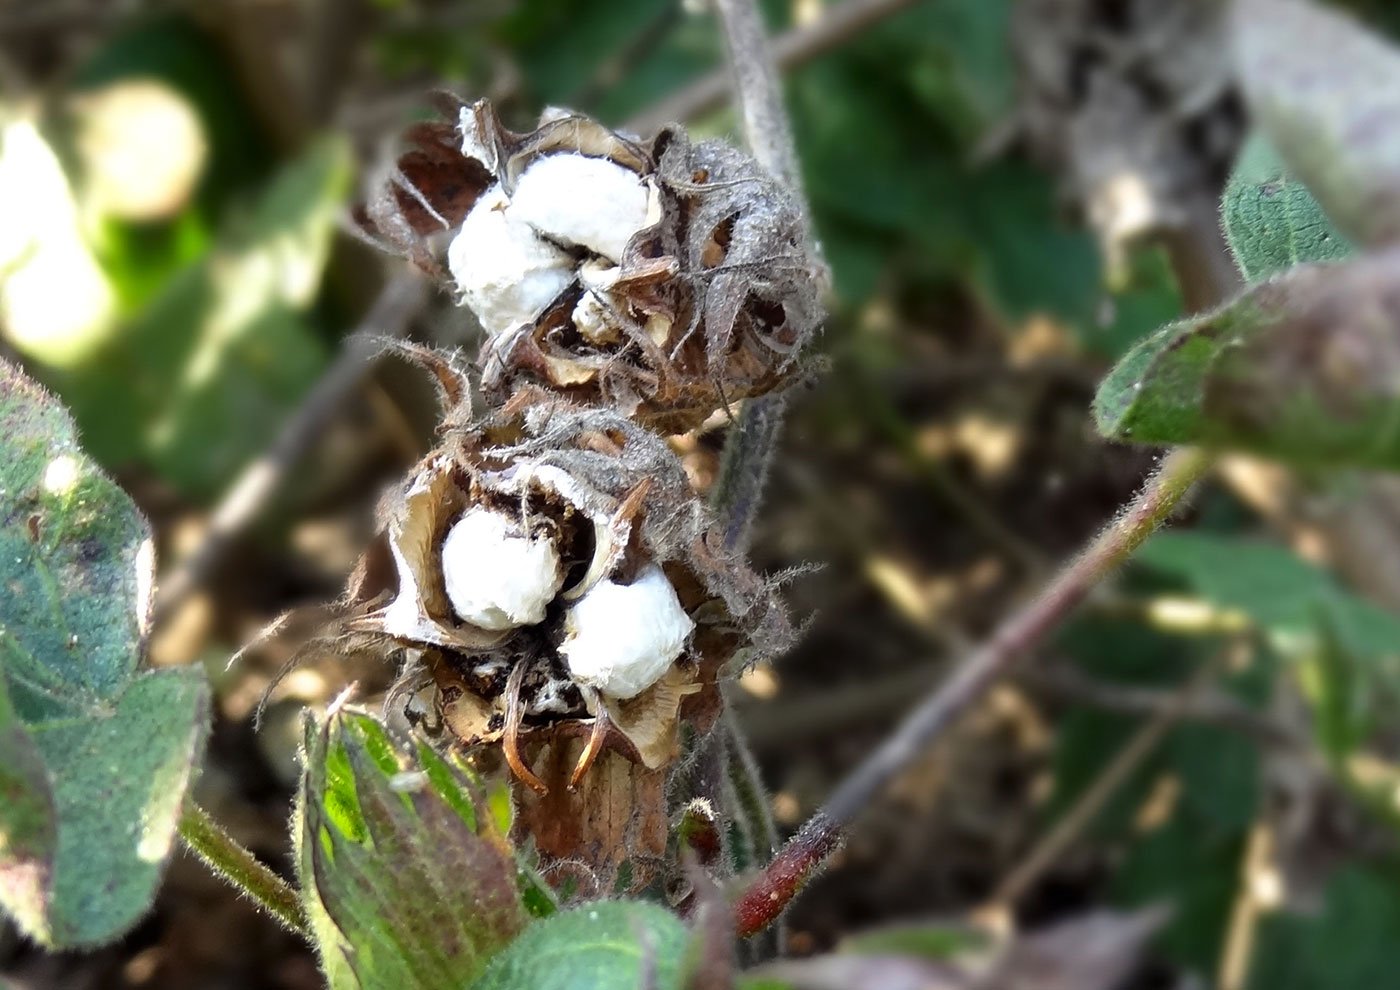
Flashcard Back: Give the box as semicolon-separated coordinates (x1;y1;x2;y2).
320;354;793;789
356;95;825;433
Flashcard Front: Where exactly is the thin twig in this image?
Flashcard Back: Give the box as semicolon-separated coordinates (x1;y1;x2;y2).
733;446;1214;937
712;393;790;552
1026;665;1302;751
629;0;923;134
1217;819;1276;990
986;648;1232;912
177;801;309;936
736;660;1304;754
705;0;813;552
711;0;803;192
152;269;429;630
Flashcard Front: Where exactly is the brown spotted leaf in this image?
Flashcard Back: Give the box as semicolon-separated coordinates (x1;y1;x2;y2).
0;359;209;947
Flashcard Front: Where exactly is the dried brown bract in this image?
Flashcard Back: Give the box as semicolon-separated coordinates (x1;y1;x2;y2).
301;356;791;790
357;96;823;432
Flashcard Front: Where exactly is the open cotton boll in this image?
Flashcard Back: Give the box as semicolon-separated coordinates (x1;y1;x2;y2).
440;507;564;630
559;565;694;700
447;185;573;336
509;154;652;262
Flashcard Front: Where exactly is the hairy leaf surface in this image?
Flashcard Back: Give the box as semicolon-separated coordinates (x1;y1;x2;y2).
0;359;209;947
1222;133;1354;282
470;901;690;990
298;708;530;990
1235;0;1400;248
1093;251;1400;468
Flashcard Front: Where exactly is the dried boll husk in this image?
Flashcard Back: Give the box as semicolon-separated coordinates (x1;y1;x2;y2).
355;95;824;433
308;355;792;785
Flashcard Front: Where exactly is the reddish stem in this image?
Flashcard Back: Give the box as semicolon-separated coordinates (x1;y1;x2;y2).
734;813;841;939
733;448;1212;937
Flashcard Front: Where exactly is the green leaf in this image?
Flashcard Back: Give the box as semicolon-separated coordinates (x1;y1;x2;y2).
22;668;208;947
1134;532;1400;659
1044;616;1262;971
1234;0;1400;248
0;358;150;705
1248;867;1400;990
1111;810;1245;970
1092;251;1400;468
787;0;1100;321
297;708;528;990
56;137;350;499
469;901;690;990
0;359;209;947
1222;133;1354;282
0;673;57;927
1093;246;1187;362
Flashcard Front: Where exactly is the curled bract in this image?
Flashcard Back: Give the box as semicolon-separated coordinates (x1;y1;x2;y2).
302;355;792;789
356;96;824;432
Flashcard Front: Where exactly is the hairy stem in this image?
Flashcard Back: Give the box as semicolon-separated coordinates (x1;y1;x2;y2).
178;801;309;936
734;446;1214;936
630;0;922;135
712;0;803;192
712;393;789;552
708;0;811;551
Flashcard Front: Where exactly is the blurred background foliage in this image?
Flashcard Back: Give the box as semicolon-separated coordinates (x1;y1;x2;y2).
4;1;1400;988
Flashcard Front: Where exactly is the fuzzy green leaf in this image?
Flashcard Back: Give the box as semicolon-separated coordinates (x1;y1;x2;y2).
470;901;690;990
20;668;208;946
0;359;209;947
1093;250;1400;468
0;361;152;705
0;674;57;929
297;708;528;990
1222;133;1354;283
1234;0;1400;248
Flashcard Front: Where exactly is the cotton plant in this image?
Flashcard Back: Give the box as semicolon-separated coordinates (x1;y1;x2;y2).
14;0;1399;985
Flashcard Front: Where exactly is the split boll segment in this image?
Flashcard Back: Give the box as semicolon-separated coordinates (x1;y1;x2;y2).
309;361;794;789
443;153;661;340
356;95;825;433
504;153;656;263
